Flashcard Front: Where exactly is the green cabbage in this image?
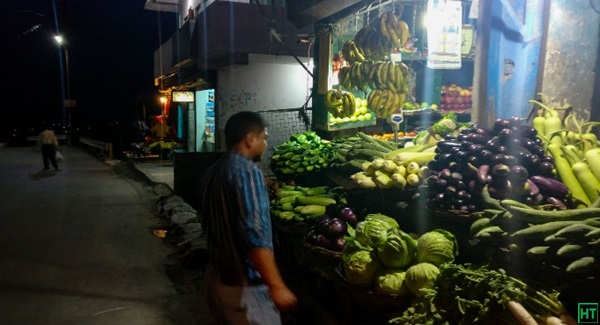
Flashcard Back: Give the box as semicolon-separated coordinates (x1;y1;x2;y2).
416;229;459;266
343;249;380;287
405;262;440;297
354;214;399;248
365;213;399;228
377;228;417;268
374;269;411;296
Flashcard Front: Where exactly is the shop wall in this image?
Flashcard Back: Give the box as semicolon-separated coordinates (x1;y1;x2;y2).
540;0;600;121
217;53;313;170
481;0;545;124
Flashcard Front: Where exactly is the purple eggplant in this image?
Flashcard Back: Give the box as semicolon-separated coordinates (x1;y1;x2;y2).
502;155;518;167
510;165;529;182
440;168;452;179
515;125;538;139
546;197;567;210
492;164;511;177
538;162;555;177
493;119;511;134
529;175;569;199
488;186;507;199
467;133;488;144
508;116;524;128
445;186;458;197
477;165;490;184
497;145;509;154
469;144;486;153
479;150;494;164
437;141;463;153
439;153;454;164
486;136;501;149
467;155;480;166
526;179;540;197
491;154;505;165
449;162;461;173
498;128;513;139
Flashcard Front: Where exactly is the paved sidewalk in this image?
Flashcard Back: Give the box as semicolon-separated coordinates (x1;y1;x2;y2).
130;158;174;190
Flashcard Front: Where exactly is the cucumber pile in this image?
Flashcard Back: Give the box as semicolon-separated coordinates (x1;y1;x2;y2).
417;118;566;213
270;186;346;223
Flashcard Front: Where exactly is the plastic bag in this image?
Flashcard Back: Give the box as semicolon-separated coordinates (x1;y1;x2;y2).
55;150;63;162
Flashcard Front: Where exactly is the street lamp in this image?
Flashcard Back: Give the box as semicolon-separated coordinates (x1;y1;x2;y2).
55;34;72;144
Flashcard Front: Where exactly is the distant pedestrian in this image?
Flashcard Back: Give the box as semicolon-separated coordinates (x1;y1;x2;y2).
199;111;297;324
38;128;59;170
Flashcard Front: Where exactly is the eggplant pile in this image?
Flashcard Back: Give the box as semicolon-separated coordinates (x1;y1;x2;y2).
304;207;358;252
417;117;566;213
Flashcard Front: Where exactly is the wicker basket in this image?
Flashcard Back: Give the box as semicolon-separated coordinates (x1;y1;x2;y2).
300;240;342;278
332;264;411;312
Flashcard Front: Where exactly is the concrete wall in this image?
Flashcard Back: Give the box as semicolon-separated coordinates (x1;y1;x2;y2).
217;53;313;169
217;53;312;125
541;0;600;120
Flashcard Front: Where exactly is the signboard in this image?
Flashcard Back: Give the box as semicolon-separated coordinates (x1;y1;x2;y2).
172;91;195;102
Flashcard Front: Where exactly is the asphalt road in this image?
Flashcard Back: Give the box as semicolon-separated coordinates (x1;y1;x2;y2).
0;146;199;324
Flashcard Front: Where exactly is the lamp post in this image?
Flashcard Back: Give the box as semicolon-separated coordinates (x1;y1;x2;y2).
55;35;72;145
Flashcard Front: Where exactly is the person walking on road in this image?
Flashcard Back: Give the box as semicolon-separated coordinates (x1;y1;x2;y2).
38;127;59;170
199;111;297;324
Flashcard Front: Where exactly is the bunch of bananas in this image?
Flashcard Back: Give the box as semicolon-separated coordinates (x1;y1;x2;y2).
342;40;366;64
354;26;391;61
368;89;406;118
378;11;411;50
348;12;411;63
325;89;356;118
339;60;409;94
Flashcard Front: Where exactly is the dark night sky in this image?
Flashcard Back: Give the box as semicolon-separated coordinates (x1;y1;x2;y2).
0;0;176;130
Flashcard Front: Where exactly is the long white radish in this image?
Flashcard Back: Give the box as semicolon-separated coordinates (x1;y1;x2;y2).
507;300;538;325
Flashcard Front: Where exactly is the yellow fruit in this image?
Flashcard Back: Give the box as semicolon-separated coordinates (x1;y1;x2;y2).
361;107;368;114
430;104;438;110
335;117;344;123
342;117;350;123
355;98;362;108
357;115;366;121
364;113;373;120
350;116;358;122
361;99;368;107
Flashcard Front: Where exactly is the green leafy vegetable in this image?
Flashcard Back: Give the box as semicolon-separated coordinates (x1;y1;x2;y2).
389;263;566;325
432;112;458;137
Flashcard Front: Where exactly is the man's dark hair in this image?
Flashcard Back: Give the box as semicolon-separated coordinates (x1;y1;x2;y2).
224;111;267;149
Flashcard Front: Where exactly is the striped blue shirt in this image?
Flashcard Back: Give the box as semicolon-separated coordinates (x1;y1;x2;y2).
199;151;272;283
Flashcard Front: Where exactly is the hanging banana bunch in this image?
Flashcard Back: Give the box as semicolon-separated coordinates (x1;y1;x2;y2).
325;89;356;118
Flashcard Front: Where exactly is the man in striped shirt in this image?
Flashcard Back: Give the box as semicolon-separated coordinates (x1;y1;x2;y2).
199;111;297;324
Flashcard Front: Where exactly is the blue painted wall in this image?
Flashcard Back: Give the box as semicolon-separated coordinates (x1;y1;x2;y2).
485;0;546;122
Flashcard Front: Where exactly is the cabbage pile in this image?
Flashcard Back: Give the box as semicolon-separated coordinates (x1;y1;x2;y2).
342;213;459;297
